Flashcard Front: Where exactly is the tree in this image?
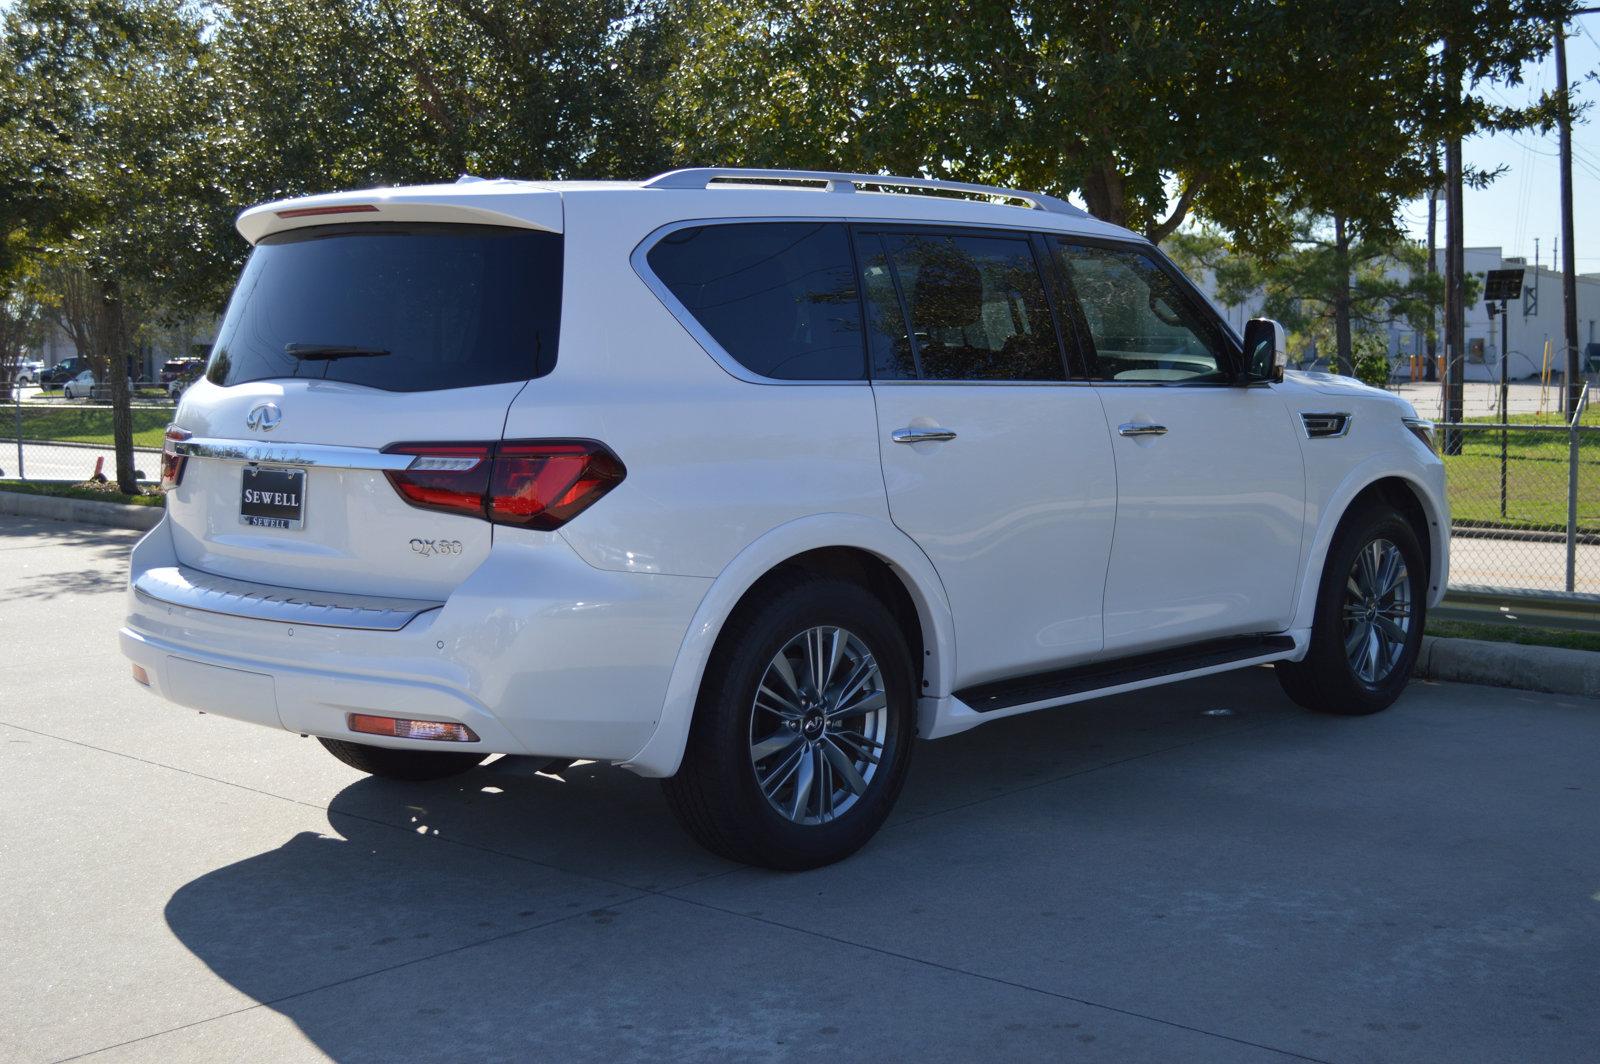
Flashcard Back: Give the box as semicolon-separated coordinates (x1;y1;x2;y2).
1170;217;1447;374
662;0;1289;240
0;281;44;404
1;0;231;492
215;0;672;208
1217;0;1570;372
661;1;1569;283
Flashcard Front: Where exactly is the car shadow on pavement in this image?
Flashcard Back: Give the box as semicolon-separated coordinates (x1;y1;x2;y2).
158;675;1294;1058
160;760;724;1055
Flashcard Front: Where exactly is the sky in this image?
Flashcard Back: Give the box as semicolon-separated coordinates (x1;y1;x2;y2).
1400;16;1600;270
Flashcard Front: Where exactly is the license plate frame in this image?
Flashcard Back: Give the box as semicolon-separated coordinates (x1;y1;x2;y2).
239;465;307;530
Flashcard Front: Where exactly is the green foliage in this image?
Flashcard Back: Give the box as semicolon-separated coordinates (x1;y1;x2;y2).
1351;331;1393;387
661;1;1568;244
215;0;671;205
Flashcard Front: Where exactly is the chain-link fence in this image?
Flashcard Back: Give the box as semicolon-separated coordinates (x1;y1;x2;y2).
1437;413;1600;594
1;396;166;483
1389;378;1589;422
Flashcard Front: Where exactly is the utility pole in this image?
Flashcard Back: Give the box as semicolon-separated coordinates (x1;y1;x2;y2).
1426;158;1439;382
1556;20;1583;415
1443;110;1466;449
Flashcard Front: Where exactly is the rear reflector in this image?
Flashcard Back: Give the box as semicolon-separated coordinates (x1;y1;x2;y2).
275;204;380;219
383;439;625;530
131;664;150;686
348;713;479;743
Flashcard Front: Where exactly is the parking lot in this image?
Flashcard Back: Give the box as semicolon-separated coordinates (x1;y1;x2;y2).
2;515;1598;1064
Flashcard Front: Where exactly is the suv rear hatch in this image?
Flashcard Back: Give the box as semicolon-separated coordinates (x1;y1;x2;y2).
166;218;562;601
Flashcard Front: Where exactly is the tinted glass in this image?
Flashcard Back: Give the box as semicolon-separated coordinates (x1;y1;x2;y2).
875;232;1064;381
647;222;865;380
855;233;917;380
206;224;561;393
1054;241;1226;382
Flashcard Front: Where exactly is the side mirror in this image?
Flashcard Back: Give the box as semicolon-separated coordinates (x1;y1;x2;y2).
1241;318;1287;383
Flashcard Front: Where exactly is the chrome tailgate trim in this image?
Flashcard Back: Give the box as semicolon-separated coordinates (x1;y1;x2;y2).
173;437;416;471
134;564;442;631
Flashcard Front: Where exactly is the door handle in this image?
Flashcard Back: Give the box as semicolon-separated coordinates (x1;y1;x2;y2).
892;427;958;444
1117;422;1168;438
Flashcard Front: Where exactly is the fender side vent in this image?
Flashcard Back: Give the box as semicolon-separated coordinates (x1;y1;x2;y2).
1301;412;1352;439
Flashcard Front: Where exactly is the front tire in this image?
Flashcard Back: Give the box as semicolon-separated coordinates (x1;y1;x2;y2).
662;572;917;870
1276;504;1427;715
317;737;488;781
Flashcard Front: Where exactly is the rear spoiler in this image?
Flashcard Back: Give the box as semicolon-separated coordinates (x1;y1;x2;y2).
236;180;563;244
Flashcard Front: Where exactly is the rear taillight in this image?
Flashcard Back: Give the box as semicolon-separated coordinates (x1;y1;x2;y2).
383;440;625;530
382;444;493;518
488;442;627;530
161;426;191;488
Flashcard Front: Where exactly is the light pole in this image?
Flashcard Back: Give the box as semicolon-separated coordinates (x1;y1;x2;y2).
1485;268;1526;518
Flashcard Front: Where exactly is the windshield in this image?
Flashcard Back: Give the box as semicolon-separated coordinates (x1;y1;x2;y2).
206;223;562;392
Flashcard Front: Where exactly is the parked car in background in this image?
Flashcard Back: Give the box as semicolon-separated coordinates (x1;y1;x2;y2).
14;359;43;385
61;370;96;400
38;357;88;389
124;168;1450;869
161;357;205;386
164;358;205;400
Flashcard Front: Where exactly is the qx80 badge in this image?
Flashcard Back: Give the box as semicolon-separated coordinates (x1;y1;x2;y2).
410;538;464;557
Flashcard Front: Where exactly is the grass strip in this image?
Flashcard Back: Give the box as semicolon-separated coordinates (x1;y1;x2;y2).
0;479;164;506
1426;618;1600;654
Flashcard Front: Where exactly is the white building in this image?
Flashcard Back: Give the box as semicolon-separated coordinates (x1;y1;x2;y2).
1451;247;1600;382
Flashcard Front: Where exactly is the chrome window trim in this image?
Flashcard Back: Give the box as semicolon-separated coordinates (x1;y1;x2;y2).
175;437;418;471
133;564;442;631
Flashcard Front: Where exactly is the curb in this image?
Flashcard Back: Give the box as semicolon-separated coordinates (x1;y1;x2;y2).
0;489;162;531
1417;635;1600;700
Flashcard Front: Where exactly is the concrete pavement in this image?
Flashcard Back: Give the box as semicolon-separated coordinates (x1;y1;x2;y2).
1;514;1598;1063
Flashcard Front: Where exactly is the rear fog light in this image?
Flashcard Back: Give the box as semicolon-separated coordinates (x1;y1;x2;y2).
348;713;479;742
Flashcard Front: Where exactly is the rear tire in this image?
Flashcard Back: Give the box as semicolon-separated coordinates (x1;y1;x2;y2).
317;737;488;781
662;571;917;870
1276;504;1428;715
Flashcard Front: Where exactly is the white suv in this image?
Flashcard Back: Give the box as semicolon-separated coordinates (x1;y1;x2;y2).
122;168;1448;868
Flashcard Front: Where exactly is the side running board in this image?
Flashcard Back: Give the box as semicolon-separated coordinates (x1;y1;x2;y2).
956;635;1297;714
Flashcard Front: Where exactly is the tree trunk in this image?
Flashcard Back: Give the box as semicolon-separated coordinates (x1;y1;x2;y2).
98;288;139;495
1333;212;1354;377
1080;162;1126;229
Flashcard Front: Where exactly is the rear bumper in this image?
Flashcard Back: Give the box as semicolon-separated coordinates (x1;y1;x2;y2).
121;516;711;763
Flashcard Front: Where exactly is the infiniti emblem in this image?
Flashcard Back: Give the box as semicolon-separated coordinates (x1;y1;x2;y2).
246;402;282;432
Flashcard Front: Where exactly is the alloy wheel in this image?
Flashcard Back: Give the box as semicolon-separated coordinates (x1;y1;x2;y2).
1342;538;1413;685
748;625;891;825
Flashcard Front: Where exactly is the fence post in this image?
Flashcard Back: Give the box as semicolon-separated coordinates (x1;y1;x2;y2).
1566;384;1587;592
13;388;21;482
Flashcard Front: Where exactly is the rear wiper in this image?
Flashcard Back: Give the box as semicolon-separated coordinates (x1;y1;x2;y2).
284;344;391;361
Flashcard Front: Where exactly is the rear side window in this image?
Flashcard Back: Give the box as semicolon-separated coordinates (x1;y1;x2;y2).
645;222;866;380
874;231;1065;382
206;224;561;393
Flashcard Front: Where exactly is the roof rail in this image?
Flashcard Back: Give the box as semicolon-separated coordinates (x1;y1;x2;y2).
641;167;1087;217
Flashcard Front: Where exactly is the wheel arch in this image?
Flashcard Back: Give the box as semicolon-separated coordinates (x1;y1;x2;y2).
619;514;955;778
1292;464;1448;634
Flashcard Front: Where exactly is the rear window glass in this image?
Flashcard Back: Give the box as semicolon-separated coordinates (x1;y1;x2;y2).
206;224;561;393
645;222;865;380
